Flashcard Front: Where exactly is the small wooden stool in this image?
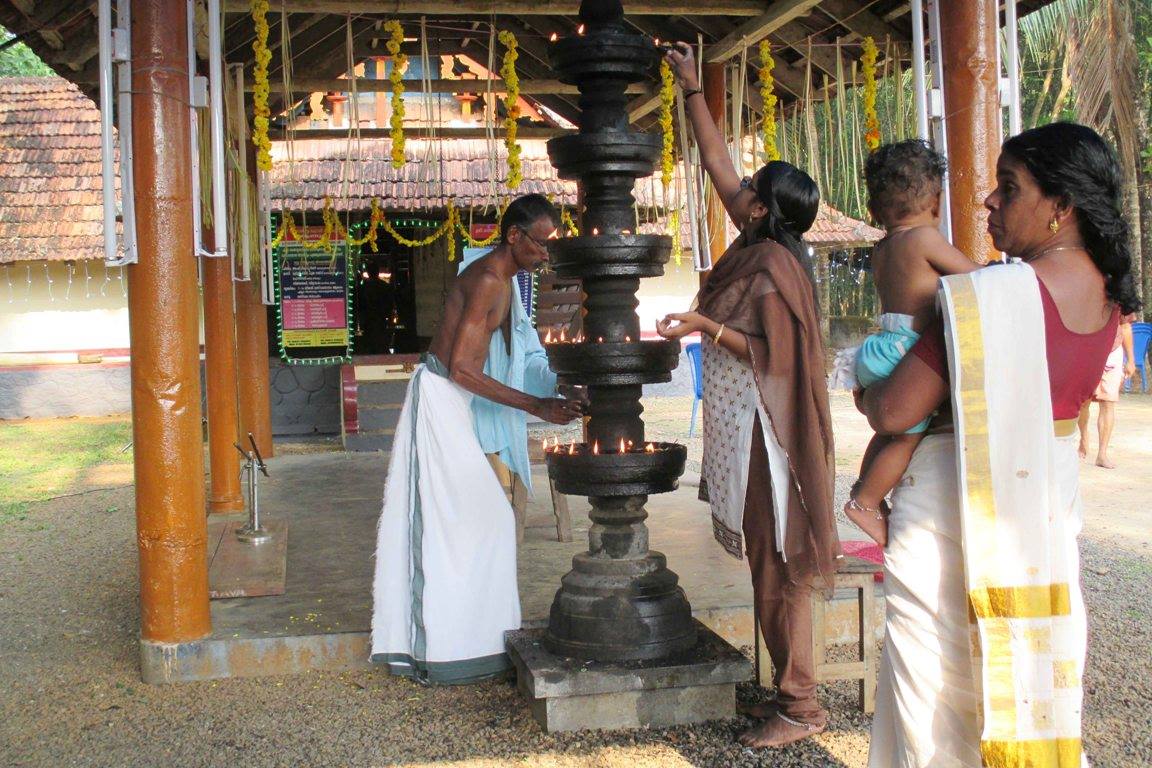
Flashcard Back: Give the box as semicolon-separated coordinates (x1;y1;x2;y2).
755;554;882;714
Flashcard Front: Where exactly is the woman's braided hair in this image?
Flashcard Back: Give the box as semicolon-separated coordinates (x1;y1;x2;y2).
1002;122;1141;315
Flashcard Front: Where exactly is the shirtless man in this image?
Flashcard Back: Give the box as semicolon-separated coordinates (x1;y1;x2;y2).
845;140;978;546
371;194;583;685
430;194;584;426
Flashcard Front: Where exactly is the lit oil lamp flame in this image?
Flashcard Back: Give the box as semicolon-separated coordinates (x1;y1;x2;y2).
592;440;600;455
560;329;567;342
550;32;558;42
597;336;604;343
645;443;655;453
577;24;585;34
621;228;632;235
542;438;548;453
618;437;626;454
654;37;660;46
544;328;553;343
591;227;599;236
624;335;631;342
627;440;634;448
568;440;576;455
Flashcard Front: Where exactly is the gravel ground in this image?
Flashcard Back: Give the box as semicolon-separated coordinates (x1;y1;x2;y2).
1;395;1149;767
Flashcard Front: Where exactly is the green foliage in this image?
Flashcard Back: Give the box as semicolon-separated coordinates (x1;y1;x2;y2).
0;26;54;77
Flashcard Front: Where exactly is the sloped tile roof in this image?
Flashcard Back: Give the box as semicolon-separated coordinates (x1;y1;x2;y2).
271;137;881;249
0;77;116;263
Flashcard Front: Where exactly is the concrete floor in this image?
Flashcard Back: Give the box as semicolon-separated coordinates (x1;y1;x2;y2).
149;449;870;683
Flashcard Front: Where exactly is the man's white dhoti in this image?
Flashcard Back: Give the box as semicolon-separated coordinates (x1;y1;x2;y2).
370;356;521;684
870;265;1088;767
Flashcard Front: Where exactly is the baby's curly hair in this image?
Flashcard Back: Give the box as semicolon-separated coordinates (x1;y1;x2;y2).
864;140;947;225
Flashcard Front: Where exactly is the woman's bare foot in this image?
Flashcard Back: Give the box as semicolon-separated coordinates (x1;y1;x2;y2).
737;699;778;719
737;713;826;748
845;497;888;547
1096;454;1116;469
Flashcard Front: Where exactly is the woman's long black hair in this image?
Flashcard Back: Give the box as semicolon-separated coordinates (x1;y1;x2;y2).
1002;122;1142;315
750;161;821;289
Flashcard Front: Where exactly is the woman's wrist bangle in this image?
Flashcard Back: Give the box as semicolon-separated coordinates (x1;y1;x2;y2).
683;88;702;100
713;323;726;344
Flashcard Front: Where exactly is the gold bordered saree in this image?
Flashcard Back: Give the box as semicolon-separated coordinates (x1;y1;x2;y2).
869;263;1086;767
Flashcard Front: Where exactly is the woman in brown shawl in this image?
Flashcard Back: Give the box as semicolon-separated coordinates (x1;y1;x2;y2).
658;43;841;749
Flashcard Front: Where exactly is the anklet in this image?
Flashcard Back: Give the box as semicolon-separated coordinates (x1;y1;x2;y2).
847;497;883;521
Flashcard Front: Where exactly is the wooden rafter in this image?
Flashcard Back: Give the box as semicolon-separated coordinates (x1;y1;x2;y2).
705;0;823;62
248;77;647;95
818;0;906;43
220;1;769;15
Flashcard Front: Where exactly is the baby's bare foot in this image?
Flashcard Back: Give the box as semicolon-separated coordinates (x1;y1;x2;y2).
845;498;888;547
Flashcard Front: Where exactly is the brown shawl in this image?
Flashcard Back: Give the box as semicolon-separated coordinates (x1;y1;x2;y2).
697;236;840;589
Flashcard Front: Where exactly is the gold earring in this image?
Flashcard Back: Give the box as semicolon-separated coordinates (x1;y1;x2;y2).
1049;218;1059;233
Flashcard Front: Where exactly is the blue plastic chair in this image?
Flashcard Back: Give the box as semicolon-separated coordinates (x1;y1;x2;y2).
686;342;703;437
1128;322;1151;393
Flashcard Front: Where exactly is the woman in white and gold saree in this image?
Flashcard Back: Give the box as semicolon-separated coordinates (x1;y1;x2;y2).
862;123;1140;767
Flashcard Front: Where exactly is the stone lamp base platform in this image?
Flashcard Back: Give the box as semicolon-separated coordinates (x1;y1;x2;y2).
506;621;752;733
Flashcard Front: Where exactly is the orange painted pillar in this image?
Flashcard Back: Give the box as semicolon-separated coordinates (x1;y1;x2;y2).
202;229;245;513
129;0;211;643
235;217;274;458
940;0;1001;263
701;62;726;285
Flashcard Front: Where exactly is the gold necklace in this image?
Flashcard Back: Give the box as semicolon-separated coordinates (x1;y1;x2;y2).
1022;245;1087;263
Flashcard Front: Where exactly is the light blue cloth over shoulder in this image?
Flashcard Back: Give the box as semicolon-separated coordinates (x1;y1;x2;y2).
459;248;557;494
856;313;929;434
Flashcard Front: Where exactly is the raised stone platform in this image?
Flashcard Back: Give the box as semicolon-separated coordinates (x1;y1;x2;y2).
507;621;752;733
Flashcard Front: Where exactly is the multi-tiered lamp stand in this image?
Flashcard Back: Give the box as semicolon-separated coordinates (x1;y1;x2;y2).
506;0;750;733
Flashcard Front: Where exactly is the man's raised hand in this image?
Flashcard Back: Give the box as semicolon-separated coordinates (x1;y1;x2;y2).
536;396;585;425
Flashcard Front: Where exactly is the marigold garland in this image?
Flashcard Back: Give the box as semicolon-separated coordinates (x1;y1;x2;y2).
498;30;523;189
668;208;682;267
250;0;273;171
560;208;580;237
758;40;779;163
383;21;407;168
658;60;675;194
861;36;881;152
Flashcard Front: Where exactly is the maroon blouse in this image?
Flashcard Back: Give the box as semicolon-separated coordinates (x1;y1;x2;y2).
911;280;1119;420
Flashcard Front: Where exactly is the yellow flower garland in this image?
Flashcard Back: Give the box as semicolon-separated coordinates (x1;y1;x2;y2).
861;36;881;152
658;60;675;194
498;30;523;189
758;40;779;163
456;200;509;247
383;21;407;168
560;208;579;237
250;0;273;171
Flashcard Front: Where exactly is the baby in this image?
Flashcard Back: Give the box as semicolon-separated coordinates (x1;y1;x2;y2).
846;140;978;545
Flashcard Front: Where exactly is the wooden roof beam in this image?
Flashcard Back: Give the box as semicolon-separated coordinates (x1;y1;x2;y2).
221;1;769;14
705;0;823;62
268;126;571;140
818;0;906;43
248;77;647;95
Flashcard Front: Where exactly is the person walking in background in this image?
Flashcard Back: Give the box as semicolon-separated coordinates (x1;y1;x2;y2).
1078;313;1136;468
658;41;840;749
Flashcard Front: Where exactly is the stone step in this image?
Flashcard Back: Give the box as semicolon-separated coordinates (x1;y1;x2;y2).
357;403;401;432
344;431;394;453
356;379;409;407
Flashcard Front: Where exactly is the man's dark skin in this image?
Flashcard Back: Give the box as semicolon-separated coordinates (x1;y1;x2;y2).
428;214;584;425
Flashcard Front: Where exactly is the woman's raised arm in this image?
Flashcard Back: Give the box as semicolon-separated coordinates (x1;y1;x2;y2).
665;43;749;228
